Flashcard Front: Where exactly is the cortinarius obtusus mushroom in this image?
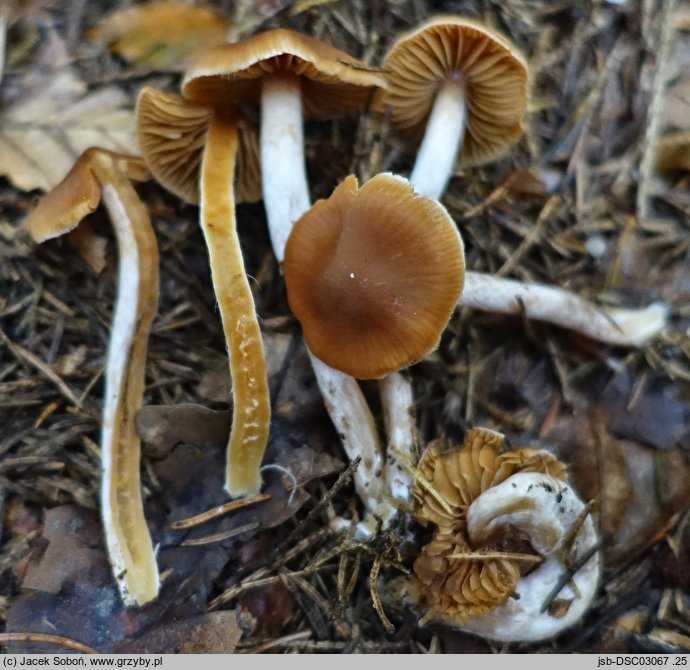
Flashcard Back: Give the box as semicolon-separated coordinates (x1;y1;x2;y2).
137;87;270;498
24;148;160;607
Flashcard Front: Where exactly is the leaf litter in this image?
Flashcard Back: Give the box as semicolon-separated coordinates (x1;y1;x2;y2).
1;0;690;655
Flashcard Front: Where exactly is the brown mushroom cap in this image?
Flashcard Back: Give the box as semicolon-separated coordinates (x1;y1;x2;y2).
24;148;149;243
374;17;528;168
181;28;387;118
136;87;261;204
284;173;465;379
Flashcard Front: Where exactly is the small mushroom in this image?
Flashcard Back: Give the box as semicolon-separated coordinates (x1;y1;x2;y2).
375;17;528;199
24;148;160;607
137;87;269;498
182;31;389;520
284;173;465;523
181;28;386;262
409;427;601;642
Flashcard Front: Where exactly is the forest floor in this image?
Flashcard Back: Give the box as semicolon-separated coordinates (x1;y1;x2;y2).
1;0;689;655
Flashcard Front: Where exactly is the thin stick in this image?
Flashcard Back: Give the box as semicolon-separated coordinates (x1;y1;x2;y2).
0;632;98;654
170;493;271;529
0;329;82;408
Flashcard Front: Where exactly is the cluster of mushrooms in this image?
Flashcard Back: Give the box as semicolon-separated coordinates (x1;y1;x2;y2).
24;17;666;641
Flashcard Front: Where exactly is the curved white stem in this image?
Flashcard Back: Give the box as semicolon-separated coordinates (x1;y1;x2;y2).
463;472;601;642
461;272;668;346
260;74;311;263
409;78;466;200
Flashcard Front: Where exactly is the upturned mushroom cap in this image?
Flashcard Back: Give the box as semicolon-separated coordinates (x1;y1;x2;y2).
136;87;261;204
375;17;528;168
284;173;465;379
409;428;601;639
24;148;150;243
413;428;567;528
181;28;387;118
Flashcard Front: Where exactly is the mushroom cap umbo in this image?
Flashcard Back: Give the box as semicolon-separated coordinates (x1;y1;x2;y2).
374;17;528;168
284;173;465;380
24;148;150;243
181;28;387;119
136;87;261;205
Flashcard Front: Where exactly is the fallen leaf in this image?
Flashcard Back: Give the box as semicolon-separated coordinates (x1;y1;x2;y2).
117;611;242;653
21;506;108;594
600;371;690;451
136;403;231;458
547;415;690;564
90;1;230;71
0;28;137;192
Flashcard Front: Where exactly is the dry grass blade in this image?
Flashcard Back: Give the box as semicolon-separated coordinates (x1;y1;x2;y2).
241;630;312;654
369;554;395;633
170;493;271;529
0;632;99;654
390;447;455;517
180;521;259;546
0;328;82;408
447;551;543;564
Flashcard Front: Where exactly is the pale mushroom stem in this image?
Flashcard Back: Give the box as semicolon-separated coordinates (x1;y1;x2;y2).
92;153;160;607
409;78;467;200
260;73;311;263
258;74;388;526
200;113;271;497
461;272;669;346
379;372;416;505
463;472;601;642
311;356;393;523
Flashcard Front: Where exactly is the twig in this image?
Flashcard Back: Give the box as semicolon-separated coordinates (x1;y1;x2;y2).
0;632;98;654
170;493;271;529
0;329;82;408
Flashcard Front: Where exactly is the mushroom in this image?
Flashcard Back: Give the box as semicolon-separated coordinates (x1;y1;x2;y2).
374;16;528;200
409;427;601;642
24;148;160;607
284;172;465;522
181;28;387;262
136;87;269;498
375;16;667;344
182;31;394;523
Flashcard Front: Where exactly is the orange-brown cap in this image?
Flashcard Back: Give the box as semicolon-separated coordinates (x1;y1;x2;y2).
136;87;261;204
24;148;149;243
283;172;465;379
181;28;387;118
375;17;528;167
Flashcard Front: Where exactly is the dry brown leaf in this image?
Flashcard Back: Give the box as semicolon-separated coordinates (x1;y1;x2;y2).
90;1;230;70
117;611;243;653
0;29;137;192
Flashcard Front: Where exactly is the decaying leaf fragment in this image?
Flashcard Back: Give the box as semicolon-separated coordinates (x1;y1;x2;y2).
90;1;230;70
0;30;136;192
